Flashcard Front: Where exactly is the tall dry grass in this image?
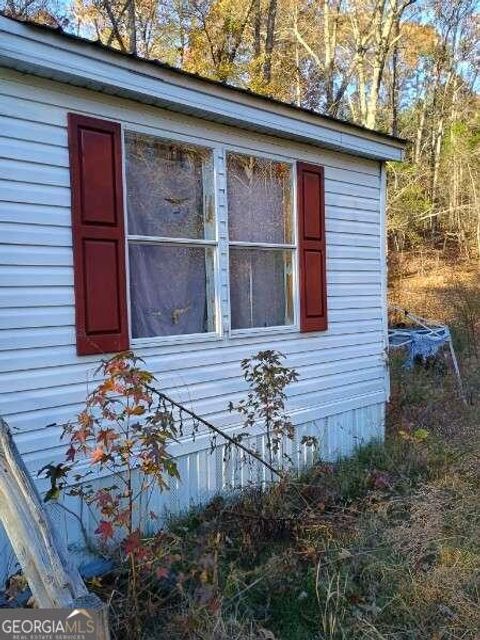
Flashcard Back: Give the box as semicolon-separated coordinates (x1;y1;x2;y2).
91;253;480;640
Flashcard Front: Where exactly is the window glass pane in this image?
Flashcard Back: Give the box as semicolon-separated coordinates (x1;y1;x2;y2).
125;132;215;240
227;154;293;244
129;244;216;338
230;248;294;329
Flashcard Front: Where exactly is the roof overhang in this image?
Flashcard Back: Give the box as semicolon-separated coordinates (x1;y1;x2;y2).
0;15;407;162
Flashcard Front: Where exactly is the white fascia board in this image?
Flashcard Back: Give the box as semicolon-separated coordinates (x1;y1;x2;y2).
0;16;406;161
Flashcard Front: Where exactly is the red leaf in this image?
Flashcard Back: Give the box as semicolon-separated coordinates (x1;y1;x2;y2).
95;520;114;541
93;489;113;508
66;445;76;462
116;508;130;526
90;447;106;464
73;426;90;444
124;531;141;556
156;567;170;580
97;428;118;448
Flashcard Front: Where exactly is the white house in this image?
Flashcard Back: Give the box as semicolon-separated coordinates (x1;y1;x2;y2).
0;15;405;576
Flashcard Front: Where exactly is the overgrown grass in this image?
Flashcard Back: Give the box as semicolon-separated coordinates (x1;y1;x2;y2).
91;259;480;639
93;358;479;640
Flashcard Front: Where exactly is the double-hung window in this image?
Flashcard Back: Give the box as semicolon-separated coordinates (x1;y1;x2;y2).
226;153;295;331
124;132;217;339
67;113;327;356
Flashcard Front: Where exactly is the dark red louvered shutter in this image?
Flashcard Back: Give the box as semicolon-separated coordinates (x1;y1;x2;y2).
297;162;328;332
68;113;129;355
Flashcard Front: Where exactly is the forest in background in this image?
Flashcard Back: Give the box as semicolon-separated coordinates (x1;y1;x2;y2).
2;0;479;261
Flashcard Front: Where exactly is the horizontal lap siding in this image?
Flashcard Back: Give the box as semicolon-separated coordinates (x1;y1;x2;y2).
1;347;384;397
0;69;387;475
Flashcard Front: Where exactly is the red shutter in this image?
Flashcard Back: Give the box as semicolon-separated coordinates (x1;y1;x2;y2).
68;113;129;355
297;162;328;332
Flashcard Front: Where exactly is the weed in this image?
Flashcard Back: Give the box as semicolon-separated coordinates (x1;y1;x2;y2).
228;350;300;478
123;359;479;640
40;261;480;640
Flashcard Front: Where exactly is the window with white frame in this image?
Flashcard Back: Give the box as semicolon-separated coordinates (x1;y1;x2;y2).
67;113;327;357
125;131;217;339
226;153;295;330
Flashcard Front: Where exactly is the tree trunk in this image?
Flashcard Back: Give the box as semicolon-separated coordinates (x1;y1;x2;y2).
293;3;302;106
323;0;334;109
390;15;400;135
365;1;398;129
128;0;137;55
357;52;367;124
414;97;427;164
253;0;261;58
263;0;278;84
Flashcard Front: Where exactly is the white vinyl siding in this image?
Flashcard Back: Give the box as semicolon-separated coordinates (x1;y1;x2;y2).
0;68;388;482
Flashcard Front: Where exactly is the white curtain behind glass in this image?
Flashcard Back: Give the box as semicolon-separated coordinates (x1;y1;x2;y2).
125;133;215;338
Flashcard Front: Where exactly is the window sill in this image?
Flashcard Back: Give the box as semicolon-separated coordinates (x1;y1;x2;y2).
130;325;301;349
131;331;223;349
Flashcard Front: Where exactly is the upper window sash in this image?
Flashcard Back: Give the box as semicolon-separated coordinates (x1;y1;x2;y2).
124;130;217;242
226;152;294;246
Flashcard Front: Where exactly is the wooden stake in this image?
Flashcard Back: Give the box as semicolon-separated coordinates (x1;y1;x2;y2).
0;416;110;638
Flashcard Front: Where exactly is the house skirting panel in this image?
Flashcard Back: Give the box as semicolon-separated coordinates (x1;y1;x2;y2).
0;399;385;584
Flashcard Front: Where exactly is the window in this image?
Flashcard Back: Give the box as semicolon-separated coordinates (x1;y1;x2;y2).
227;153;295;330
68;113;327;356
125;132;217;339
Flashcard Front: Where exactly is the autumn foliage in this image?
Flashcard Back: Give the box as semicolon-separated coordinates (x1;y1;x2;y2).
41;352;180;566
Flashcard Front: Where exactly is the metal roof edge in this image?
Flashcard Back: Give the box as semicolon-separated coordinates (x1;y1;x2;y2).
0;13;408;157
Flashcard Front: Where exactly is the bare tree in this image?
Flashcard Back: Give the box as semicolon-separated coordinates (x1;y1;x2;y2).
263;0;278;83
